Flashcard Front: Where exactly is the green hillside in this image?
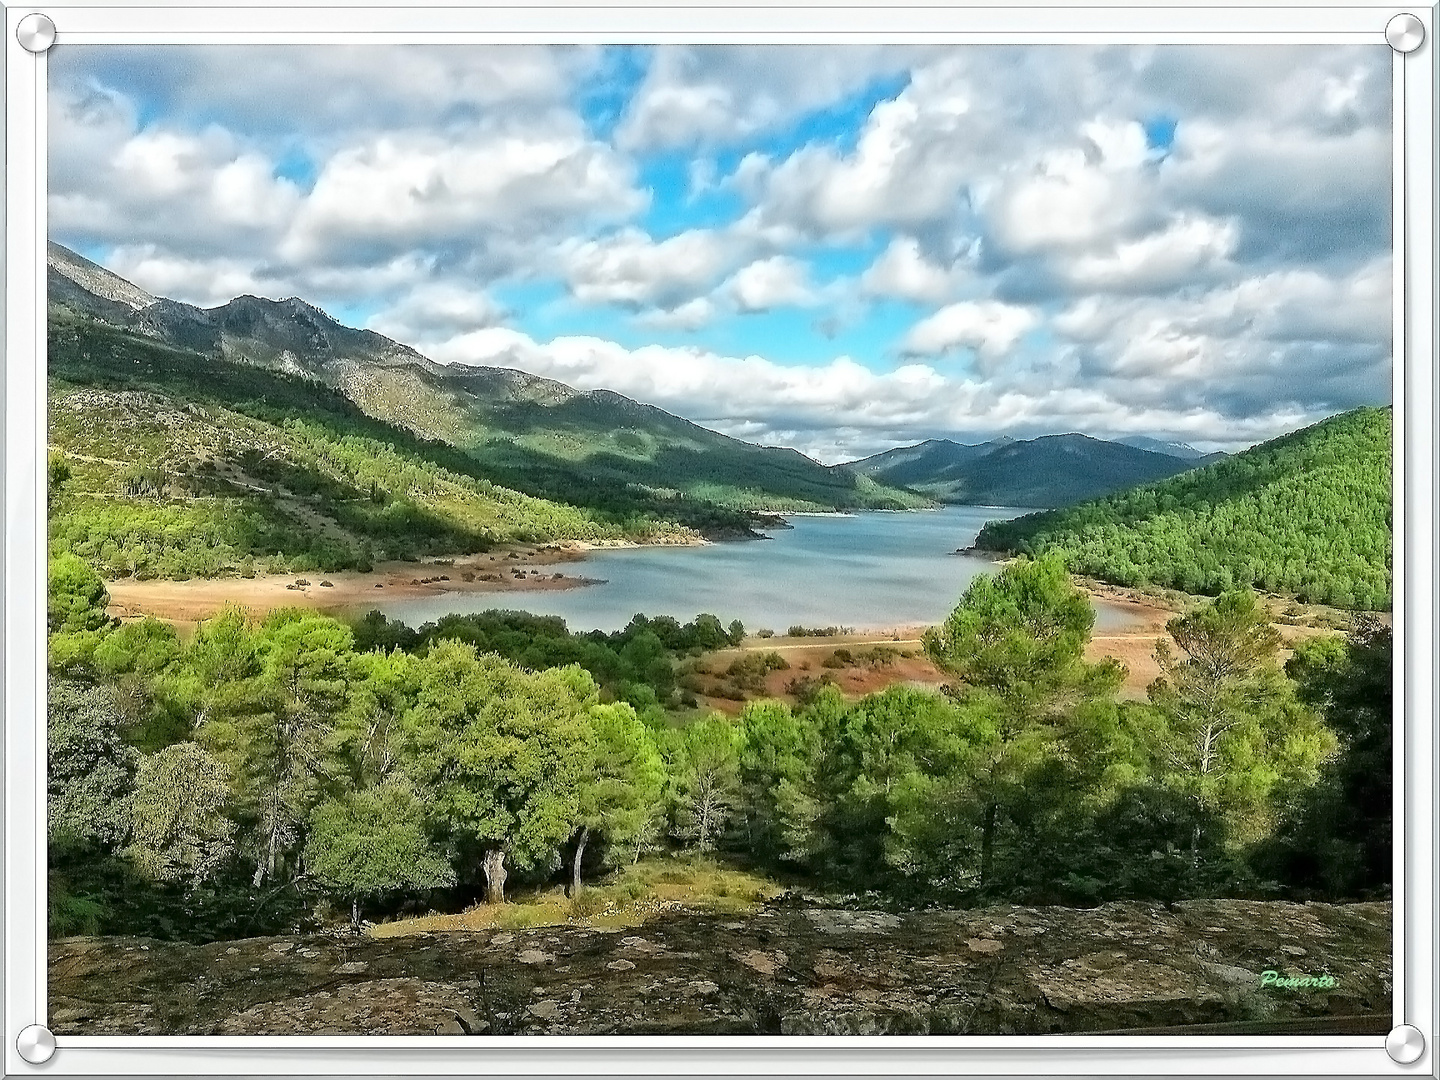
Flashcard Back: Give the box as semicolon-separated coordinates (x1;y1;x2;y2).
974;407;1392;610
48;318;702;580
48;243;925;516
848;433;1200;507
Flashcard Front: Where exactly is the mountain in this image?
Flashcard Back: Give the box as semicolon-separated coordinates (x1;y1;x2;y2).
47;243;925;517
848;432;1198;508
975;407;1392;610
847;437;1012;489
48;320;692;581
1118;436;1202;459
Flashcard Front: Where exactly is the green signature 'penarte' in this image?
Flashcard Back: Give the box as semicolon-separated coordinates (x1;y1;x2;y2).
1259;970;1338;990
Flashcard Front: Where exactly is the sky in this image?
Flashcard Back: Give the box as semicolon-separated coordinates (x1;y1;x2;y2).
49;44;1392;463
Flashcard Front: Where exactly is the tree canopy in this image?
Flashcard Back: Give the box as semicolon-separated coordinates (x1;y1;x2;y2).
975;407;1392;610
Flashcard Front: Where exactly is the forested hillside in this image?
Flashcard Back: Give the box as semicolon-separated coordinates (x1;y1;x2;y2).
49;244;924;516
975;407;1392;610
48;318;704;580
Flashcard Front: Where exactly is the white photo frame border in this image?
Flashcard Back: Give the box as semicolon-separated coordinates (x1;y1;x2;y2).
5;4;1435;1075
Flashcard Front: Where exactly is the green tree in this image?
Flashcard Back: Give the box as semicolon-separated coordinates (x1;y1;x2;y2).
167;611;292;886
402;641;595;903
975;407;1392;611
668;716;742;853
820;685;970;890
922;556;1122;888
570;702;666;893
327;649;419;789
304;780;455;926
48;681;137;855
48;551;112;634
1255;617;1392;896
737;699;819;865
220;611;357;887
126;742;236;887
1141;591;1337;866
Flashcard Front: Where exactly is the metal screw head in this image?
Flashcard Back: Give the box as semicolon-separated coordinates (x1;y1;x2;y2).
1386;13;1426;53
15;12;55;53
1386;1023;1426;1064
15;1025;56;1064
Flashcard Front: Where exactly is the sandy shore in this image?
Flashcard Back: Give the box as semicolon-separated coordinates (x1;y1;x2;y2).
710;596;1179;705
105;543;607;624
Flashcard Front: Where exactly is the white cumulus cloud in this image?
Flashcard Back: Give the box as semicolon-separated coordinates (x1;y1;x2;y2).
561;227;737;308
725;256;819;313
901;301;1039;361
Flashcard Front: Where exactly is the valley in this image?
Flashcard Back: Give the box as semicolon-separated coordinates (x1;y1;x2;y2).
45;246;1395;1041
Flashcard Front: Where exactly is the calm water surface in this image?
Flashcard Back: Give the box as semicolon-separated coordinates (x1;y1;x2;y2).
371;506;1143;635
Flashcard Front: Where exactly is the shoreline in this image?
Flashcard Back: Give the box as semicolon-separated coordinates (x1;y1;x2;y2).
105;542;613;624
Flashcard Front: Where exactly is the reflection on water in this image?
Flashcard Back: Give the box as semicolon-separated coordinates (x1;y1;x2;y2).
370;506;1147;635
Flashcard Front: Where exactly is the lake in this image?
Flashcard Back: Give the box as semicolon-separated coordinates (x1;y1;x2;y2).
370;506;1146;635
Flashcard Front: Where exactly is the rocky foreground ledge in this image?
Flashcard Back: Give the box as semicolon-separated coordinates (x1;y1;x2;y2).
49;899;1390;1036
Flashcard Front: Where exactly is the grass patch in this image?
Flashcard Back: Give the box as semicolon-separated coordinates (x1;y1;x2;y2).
369;854;784;938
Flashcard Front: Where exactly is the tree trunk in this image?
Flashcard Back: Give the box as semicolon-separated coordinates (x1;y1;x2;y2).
482;848;507;905
352;898;360;927
980;802;997;888
572;827;590;896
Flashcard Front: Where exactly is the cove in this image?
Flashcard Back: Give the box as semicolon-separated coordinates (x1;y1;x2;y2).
369;506;1146;636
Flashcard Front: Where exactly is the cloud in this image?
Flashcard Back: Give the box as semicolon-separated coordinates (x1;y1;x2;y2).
985;121;1154;256
1060;214;1237;291
412;323;1337;462
366;281;507;342
736;68;979;240
635;297;718;331
102;246;275;309
280;128;644;266
615;46;921;150
50;88;301;257
61;45;592;149
860;236;969;303
901;301;1039;361
560;227;737;308
47;43;1392;460
1051;257;1391;419
724;256;819;313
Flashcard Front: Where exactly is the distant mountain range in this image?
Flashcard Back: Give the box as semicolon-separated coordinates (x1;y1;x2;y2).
847;433;1224;509
47;243;925;519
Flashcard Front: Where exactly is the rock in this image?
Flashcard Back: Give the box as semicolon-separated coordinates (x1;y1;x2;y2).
735;950;779;975
46;899;1392;1037
803;910;901;934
